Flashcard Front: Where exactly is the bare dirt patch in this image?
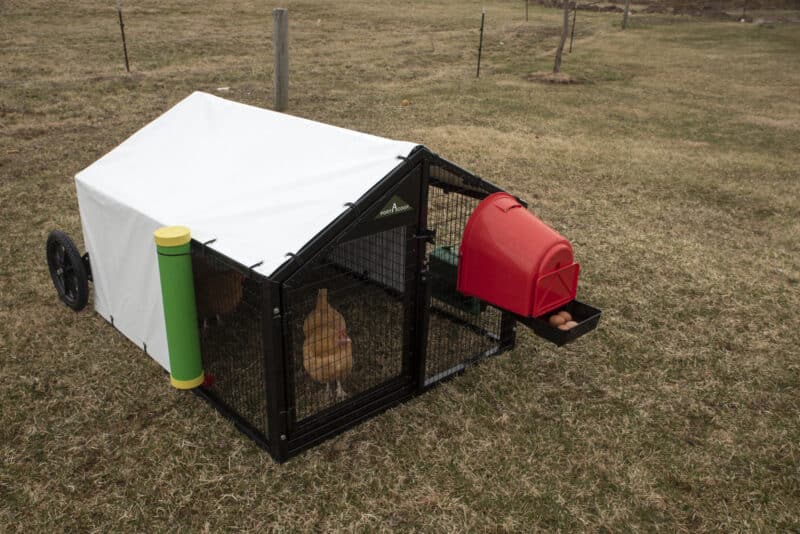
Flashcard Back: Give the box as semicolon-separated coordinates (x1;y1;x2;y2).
527;71;581;84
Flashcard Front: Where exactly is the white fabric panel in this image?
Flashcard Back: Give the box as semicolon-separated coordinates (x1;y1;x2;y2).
76;180;170;368
75;91;418;371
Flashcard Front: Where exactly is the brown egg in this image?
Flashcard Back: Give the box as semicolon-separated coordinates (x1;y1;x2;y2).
549;314;566;327
557;323;571;331
401;99;410;107
558;311;573;321
564;320;579;329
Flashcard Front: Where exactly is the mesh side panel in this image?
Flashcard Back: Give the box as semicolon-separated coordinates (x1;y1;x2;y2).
425;179;503;384
285;226;413;422
329;227;407;293
191;249;268;438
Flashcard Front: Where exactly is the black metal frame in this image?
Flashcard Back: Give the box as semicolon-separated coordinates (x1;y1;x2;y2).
192;147;518;462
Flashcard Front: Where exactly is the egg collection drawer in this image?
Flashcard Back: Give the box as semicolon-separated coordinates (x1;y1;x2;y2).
515;299;602;347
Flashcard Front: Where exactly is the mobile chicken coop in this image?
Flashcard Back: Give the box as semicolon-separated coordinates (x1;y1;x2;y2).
47;92;601;461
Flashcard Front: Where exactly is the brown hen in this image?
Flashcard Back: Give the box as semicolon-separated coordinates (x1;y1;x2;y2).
302;288;353;400
193;261;244;329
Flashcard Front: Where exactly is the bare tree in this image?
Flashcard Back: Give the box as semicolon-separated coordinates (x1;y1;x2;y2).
553;0;570;73
622;0;631;29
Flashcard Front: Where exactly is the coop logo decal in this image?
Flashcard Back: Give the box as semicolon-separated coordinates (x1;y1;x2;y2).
375;195;413;219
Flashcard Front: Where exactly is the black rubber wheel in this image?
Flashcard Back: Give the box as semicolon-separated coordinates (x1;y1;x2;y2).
46;230;89;311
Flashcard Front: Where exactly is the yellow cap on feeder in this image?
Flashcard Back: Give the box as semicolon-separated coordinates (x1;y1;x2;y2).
154;226;192;247
170;374;205;389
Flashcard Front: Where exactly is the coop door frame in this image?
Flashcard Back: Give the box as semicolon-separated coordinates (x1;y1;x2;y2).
416;155;518;390
265;154;428;460
259;148;519;462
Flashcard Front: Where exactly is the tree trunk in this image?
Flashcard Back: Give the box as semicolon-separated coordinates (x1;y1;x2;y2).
622;0;631;29
553;0;570;73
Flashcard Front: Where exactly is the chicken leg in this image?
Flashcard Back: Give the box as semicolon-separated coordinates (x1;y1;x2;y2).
335;380;348;400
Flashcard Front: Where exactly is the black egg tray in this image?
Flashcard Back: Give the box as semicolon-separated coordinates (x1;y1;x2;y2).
516;299;602;347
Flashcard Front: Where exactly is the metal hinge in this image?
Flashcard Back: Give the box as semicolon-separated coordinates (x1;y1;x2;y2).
414;228;436;244
419;270;430;282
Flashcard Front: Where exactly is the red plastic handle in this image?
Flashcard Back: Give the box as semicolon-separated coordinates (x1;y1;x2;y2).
532;263;580;317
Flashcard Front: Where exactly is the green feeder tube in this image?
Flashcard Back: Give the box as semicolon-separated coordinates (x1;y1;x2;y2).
154;226;204;389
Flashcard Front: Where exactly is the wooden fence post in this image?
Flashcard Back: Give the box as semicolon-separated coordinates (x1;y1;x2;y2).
273;8;288;111
622;0;631;29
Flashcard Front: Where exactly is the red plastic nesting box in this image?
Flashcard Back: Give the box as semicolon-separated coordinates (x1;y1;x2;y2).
457;192;580;318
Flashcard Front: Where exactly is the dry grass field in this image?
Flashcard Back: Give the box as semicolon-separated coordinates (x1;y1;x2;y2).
2;0;800;530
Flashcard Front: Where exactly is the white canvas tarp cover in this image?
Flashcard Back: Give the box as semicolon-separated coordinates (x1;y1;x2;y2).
76;91;418;371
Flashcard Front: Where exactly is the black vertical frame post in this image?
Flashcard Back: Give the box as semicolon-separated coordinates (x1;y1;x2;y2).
402;230;417;380
263;279;289;462
412;157;432;391
393;164;422;383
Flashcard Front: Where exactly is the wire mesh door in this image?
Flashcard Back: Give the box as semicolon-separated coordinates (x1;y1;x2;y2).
423;175;505;387
190;246;270;444
282;168;423;445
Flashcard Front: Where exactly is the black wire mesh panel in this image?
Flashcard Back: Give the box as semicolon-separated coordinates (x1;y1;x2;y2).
330;226;407;293
190;247;269;439
284;226;414;423
424;178;503;386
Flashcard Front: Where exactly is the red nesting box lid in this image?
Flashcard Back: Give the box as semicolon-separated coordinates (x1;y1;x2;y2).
457;192;580;318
